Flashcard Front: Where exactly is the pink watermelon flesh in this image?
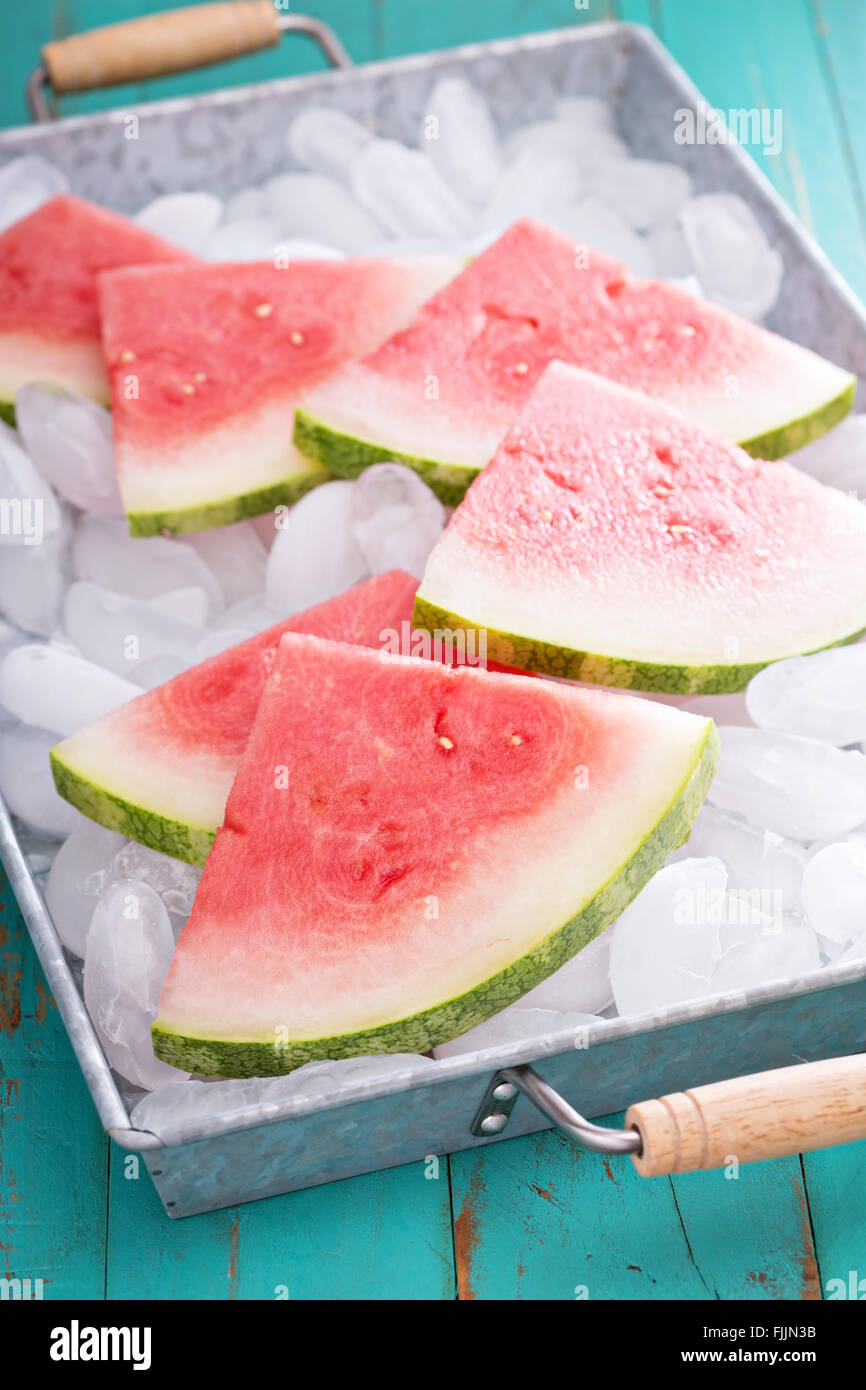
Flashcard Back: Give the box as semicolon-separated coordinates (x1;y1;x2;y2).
101;254;459;535
296;219;854;502
152;632;718;1076
0;194;191;413
50;570;421;865
415;361;866;693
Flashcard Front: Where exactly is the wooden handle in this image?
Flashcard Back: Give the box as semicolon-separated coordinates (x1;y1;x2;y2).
627;1053;866;1176
41;1;280;94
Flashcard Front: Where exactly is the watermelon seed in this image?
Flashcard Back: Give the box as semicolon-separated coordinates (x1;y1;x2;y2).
655;446;676;467
679;324;697;337
509;734;523;746
290;331;305;346
119;348;135;363
668;523;694;537
193;371;207;383
652;482;673;498
512;361;529;375
180;383;195;395
438;736;454;750
539;507;553;523
253;302;274;318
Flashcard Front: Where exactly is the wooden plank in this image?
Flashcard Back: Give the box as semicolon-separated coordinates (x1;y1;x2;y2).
450;1115;823;1300
449;1119;711;1300
0;874;108;1298
810;0;866;238
376;0;611;61
801;1141;866;1299
106;1149;455;1300
669;1157;821;1300
659;0;866;298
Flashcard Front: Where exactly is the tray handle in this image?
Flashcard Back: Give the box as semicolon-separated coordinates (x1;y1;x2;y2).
29;2;351;121
475;1055;866;1176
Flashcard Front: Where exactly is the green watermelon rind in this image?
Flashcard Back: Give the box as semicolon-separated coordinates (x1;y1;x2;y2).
49;748;215;867
0;399;15;427
151;721;719;1077
126;461;334;538
294;375;857;507
413;595;866;695
738;375;856;460
293;407;479;508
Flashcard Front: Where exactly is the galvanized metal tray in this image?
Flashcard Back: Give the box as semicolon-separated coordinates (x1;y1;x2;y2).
2;17;865;1218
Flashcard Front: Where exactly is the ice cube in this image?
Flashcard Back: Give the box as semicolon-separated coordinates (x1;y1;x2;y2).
479;148;582;231
145;586;211;627
15;383;123;515
130;1054;433;1130
263;173;384;252
801;843;866;947
135;192;223;252
202;218;281;262
712;907;820;992
433;1008;600;1060
265;482;369;614
82;879;188;1090
73;517;223;615
706;726;866;841
683;803;806;915
0;643;138;736
510;928;613;1015
112;841;201;919
287;106;373;181
549;198;654;277
64;581;209;680
0;724;81;837
351;140;473;241
0;618;27;661
223;186;267;221
0;421;63;544
504;120;629;168
746;647;866;746
554;97;616;132
45;821;128;957
182;521;268;607
609;858;726;1015
0;528;68;636
679;193;783;320
350;464;445;578
421;78;502;207
0;156;69;232
586;159;692;231
788;414;866;496
647;220;696;279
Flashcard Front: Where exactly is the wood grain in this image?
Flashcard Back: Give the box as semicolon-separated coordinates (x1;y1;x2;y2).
628;1055;866;1176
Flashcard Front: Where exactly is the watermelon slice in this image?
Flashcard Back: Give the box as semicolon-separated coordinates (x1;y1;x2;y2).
101;255;459;536
50;571;420;866
152;633;718;1077
0;195;190;420
295;219;855;504
414;363;866;695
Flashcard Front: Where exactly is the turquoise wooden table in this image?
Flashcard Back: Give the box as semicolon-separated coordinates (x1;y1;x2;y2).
1;0;865;1301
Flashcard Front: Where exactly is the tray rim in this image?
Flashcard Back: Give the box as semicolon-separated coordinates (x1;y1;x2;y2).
2;17;865;1155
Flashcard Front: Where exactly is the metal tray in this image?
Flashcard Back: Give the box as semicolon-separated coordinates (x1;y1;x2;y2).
2;18;865;1219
